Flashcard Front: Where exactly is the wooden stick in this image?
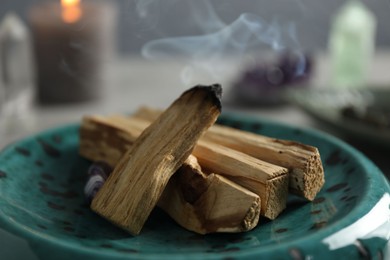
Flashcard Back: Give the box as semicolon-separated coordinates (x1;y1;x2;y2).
204;126;324;201
80;117;261;234
90;85;222;235
79;115;146;166
133;106;325;201
193;140;288;220
159;156;261;234
81;115;288;219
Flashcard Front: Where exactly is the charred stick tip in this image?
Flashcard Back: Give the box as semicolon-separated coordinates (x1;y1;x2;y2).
183;84;223;111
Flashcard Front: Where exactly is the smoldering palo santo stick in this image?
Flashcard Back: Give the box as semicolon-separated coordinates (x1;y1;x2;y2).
132;106;325;201
90;85;222;235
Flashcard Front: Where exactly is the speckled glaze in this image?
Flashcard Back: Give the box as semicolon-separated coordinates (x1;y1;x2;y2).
0;113;389;260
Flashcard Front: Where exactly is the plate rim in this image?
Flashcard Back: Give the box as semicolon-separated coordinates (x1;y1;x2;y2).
288;88;390;146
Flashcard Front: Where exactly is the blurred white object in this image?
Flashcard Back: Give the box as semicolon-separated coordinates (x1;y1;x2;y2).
0;13;35;136
328;0;377;88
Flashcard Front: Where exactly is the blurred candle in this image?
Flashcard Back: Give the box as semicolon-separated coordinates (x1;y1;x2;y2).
61;0;82;23
29;0;116;104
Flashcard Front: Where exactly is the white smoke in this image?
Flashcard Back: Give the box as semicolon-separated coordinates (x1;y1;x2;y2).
134;0;306;85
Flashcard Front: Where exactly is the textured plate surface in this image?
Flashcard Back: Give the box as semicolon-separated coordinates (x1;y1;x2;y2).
0;113;389;260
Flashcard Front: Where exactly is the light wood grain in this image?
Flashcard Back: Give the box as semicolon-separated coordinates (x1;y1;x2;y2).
159;155;261;234
193;140;288;219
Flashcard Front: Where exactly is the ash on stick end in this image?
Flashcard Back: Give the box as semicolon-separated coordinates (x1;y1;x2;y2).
183;84;223;112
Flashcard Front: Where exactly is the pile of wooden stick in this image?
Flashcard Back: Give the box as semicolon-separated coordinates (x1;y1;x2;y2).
79;85;325;235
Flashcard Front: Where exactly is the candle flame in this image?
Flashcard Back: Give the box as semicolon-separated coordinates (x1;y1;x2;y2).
61;0;82;23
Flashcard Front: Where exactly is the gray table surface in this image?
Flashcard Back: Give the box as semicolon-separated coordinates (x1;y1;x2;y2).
1;52;390;259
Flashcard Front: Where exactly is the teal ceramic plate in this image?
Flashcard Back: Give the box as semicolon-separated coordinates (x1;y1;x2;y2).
288;87;390;147
0;113;389;260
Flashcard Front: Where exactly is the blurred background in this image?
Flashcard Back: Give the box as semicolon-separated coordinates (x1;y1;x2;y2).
1;0;389;54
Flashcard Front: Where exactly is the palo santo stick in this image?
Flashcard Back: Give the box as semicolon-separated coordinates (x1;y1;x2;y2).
91;85;222;235
81;115;287;219
159;156;261;234
193;140;288;220
80;117;261;234
79;115;146;166
133;106;325;201
204;126;324;201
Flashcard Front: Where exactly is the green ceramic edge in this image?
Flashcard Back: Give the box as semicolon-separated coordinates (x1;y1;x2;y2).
0;113;389;260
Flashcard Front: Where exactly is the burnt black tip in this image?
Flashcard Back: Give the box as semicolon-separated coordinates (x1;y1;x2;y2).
210;83;222;101
185;84;222;111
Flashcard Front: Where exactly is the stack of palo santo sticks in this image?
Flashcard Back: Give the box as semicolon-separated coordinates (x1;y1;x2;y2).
79;85;325;235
